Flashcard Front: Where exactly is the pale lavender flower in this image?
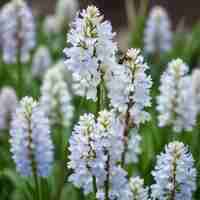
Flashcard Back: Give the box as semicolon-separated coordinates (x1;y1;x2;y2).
106;48;152;126
125;128;142;164
129;176;149;200
0;87;17;130
68;110;132;199
32;46;52;79
55;0;79;25
108;165;132;200
64;6;117;101
1;0;35;64
144;6;172;54
43;15;60;34
10;97;53;177
40;65;74;128
192;68;200;113
151;141;196;200
157;59;197;132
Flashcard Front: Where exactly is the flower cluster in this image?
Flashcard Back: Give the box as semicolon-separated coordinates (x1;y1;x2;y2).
151;141;196;200
107;48;152;126
129;176;149;200
68;110;132;200
1;0;35;64
10;97;53;177
40;65;74;128
43;0;78;34
64;6;117;100
144;6;172;54
157;59;197;132
125;129;142;164
32;46;52;79
0;87;17;130
55;0;78;25
192;68;200;113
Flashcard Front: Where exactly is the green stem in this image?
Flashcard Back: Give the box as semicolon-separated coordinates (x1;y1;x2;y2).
27;116;41;200
33;173;41;200
92;176;97;195
54;117;66;200
17;53;23;97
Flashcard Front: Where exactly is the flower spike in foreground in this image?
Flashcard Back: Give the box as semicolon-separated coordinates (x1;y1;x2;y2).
64;6;117;101
129;176;149;200
1;0;35;63
107;48;152;126
151;141;196;200
157;59;197;132
68;110;132;199
144;6;172;54
10;97;53;177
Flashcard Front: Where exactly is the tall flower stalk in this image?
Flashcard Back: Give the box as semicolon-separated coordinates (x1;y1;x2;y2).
157;59;197;132
10;97;54;199
64;6;117;101
68;111;132;200
151;141;196;200
106;48;152;166
144;6;172;55
40;65;74;198
1;0;35;97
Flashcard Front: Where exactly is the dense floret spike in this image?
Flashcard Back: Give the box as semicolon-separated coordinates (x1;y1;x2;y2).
151;141;196;200
40;65;74;128
10;97;54;177
1;0;35;63
192;68;200;113
32;46;52;79
129;176;149;200
144;6;172;54
64;6;117;101
68;110;132;199
107;48;152;126
0;87;17;130
157;58;197;132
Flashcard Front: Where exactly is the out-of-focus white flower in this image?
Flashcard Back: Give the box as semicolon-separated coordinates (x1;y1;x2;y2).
125;128;142;164
1;0;35;64
129;176;149;200
10;97;54;177
40;65;74;128
55;0;78;24
192;68;200;113
107;48;152;126
43;15;60;34
68;110;132;199
144;6;172;54
64;6;117;101
32;46;52;79
151;141;196;200
0;87;17;130
43;0;79;35
157;59;197;132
